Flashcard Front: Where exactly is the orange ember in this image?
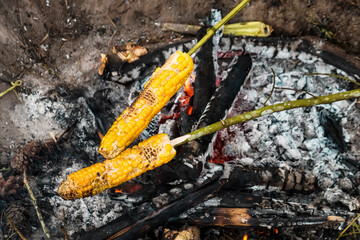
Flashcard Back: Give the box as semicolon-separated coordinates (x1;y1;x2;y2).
97;131;104;140
209;131;235;164
179;75;195;115
114;183;143;194
187;106;193;115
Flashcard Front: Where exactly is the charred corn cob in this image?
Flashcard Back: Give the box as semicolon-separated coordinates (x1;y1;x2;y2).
98;51;193;159
58;134;176;200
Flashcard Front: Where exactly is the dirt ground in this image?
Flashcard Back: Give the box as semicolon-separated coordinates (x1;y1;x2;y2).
0;0;360;238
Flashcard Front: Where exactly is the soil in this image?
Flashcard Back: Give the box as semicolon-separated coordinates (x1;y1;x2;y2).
0;0;359;239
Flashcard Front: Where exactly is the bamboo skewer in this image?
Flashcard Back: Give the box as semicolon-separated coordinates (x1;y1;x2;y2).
187;0;251;56
170;88;360;147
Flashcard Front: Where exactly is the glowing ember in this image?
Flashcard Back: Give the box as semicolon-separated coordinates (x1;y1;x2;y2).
209;130;235;164
179;75;195;115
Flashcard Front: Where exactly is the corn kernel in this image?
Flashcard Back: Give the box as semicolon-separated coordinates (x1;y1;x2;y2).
59;134;175;199
98;51;193;159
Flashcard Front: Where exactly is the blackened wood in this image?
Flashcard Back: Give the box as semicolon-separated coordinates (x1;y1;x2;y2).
319;109;347;152
79;171;223;240
191;28;217;120
225;165;316;193
105;180;224;240
196;53;252;130
187;208;345;228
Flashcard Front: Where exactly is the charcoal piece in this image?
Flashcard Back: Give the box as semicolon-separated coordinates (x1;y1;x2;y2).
101;53;125;81
191;27;217;120
86;88;113;134
80;178;223;240
197;53;252;129
194;53;252;152
319;109;347;152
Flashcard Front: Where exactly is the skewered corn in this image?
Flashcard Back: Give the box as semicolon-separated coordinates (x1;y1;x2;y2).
58;134;176;200
98;51;194;159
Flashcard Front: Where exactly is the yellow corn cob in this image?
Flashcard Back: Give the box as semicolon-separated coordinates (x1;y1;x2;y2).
58;134;176;200
98;51;194;159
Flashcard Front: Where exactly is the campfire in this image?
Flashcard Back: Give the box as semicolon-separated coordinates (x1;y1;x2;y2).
1;2;360;240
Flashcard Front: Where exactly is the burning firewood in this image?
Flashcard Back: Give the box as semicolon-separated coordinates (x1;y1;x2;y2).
80;177;224;240
186;208;345;228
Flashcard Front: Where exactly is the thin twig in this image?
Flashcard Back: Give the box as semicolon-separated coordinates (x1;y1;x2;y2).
187;0;251;56
337;214;360;239
3;211;27;240
58;226;71;240
306;72;360;86
274;87;318;98
7;26;26;48
107;14;118;49
171;87;360;147
13;90;23;103
264;68;276;105
23;171;51;239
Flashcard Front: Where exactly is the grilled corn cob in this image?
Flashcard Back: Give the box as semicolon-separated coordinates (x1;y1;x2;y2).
58;134;176;200
99;51;193;159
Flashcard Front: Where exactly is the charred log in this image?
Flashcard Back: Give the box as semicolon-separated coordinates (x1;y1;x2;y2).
81;176;224;240
186;207;346;229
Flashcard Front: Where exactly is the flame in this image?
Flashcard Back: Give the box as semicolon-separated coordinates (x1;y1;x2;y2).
178;75;195;116
274;228;279;234
187;106;193;115
113;184;143;194
243;234;248;240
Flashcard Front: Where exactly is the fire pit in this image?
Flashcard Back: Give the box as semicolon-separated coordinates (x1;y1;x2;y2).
1;1;360;239
2;34;359;239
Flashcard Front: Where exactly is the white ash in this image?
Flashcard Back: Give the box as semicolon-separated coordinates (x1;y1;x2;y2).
50;162;123;236
214;38;360;210
10;91;65;140
195;163;223;185
323;186;359;211
152;193;170;209
178;197;221;220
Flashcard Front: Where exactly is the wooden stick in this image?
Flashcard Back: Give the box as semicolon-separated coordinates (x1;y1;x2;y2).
187;0;251;56
170;87;360;147
3;211;27;240
23;171;51;239
187;207;345;228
